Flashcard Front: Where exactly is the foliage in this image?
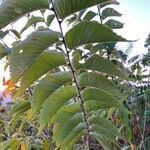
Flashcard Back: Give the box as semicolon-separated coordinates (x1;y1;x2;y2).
0;0;149;150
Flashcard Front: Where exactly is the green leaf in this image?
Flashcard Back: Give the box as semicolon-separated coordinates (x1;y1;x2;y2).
61;123;85;148
101;8;122;20
40;9;46;15
145;34;150;47
30;71;73;117
39;85;77;130
0;30;9;39
78;72;122;97
46;14;55;27
72;51;82;69
118;108;130;126
9;29;21;39
93;124;117;142
20;16;45;33
90;43;104;54
10;139;20;150
145;89;150;104
15;51;66;98
146;135;150;149
0;0;49;29
100;0;120;8
10;100;31;114
53;103;84;149
66;14;78;26
10;29;60;84
105;19;124;29
83;88;120;110
37;26;49;31
0;43;8;59
53;0;113;19
65;21;127;49
83;11;97;21
90;132;112;150
0;139;20;150
82;54;129;80
53;104;83;148
89;115;119;142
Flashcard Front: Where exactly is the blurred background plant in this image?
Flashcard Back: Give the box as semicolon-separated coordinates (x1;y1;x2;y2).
0;0;150;149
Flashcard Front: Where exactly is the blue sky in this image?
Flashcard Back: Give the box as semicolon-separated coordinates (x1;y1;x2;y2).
121;0;150;26
120;0;150;23
117;0;150;56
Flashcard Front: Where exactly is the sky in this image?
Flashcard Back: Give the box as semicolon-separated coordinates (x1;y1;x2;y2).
117;0;150;56
0;0;150;91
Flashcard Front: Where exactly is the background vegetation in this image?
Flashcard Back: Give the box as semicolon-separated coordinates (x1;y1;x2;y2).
0;0;150;149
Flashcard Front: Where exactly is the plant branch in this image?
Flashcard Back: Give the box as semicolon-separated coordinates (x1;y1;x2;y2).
97;5;102;24
51;1;90;149
28;87;32;96
140;99;147;150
